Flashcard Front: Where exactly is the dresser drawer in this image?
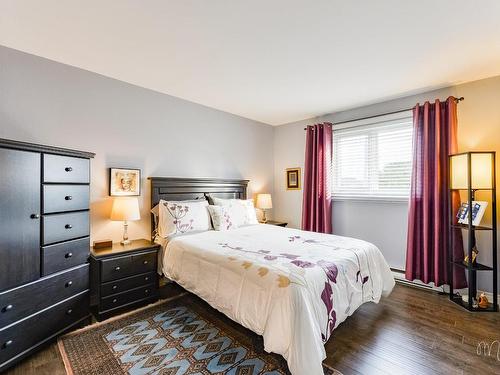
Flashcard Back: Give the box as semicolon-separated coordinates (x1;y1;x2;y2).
0;291;89;369
42;237;90;276
101;250;156;282
100;284;156;312
0;264;89;328
101;272;156;297
43;185;90;214
43;154;89;183
43;211;89;245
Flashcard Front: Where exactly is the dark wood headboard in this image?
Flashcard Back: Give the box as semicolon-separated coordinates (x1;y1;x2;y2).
148;177;249;238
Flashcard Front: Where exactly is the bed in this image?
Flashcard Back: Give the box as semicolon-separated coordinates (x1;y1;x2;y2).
149;177;395;375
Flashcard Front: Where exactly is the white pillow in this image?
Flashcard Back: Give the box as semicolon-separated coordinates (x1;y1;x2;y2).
158;199;211;237
207;205;238;231
210;197;259;226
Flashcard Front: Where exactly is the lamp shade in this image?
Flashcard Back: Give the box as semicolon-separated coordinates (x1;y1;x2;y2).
450;152;493;189
256;193;273;209
110;197;141;221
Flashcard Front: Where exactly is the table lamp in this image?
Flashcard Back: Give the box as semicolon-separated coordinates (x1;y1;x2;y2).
110;197;140;245
256;193;272;223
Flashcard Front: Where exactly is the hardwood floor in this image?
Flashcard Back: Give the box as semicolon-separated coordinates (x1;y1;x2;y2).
325;283;500;375
4;283;500;375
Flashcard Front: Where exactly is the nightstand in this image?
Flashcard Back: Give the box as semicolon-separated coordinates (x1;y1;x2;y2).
90;239;160;320
264;220;288;227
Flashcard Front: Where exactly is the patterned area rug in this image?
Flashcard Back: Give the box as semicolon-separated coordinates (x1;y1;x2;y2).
58;294;341;375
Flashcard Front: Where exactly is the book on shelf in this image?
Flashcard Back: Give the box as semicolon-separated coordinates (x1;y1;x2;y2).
456;201;488;226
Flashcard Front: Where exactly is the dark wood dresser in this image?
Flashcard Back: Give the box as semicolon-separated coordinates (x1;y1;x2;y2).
0;138;94;372
90;239;160;321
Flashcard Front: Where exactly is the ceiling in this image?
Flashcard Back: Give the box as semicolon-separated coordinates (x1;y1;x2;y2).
1;1;500;125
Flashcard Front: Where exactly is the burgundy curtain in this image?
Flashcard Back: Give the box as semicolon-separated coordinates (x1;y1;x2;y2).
405;97;466;288
301;123;333;233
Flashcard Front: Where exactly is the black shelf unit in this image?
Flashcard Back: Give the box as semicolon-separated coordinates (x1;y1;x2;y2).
448;151;498;312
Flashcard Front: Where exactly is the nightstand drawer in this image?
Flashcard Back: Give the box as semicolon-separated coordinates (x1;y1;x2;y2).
42;237;90;276
101;272;156;297
101;250;156;282
100;284;156;312
43;185;90;214
43;211;90;245
43;154;89;183
0;291;89;368
0;264;89;328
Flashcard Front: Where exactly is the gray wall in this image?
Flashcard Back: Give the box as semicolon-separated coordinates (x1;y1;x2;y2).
273;76;500;292
0;46;274;242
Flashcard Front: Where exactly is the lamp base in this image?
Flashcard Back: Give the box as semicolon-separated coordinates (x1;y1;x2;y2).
261;209;268;223
121;220;130;245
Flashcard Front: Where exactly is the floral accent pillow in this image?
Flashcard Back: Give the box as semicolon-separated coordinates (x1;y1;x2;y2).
210;197;259;226
207;205;236;231
158;199;211;238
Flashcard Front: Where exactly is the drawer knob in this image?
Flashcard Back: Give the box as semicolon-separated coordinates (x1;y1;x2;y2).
145;289;150;294
65;195;73;201
65;167;73;172
30;213;40;219
66;281;73;287
143;260;148;265
65;252;73;258
66;309;73;315
112;299;117;304
65;224;73;229
2;340;13;349
1;304;13;313
144;276;149;281
112;285;117;290
114;266;121;271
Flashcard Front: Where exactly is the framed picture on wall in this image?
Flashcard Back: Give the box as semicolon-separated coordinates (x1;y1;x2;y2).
286;167;301;190
109;168;141;196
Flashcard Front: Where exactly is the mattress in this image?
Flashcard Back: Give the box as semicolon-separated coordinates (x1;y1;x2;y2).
157;224;395;374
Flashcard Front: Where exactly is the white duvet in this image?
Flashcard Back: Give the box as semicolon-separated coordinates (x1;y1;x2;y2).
158;224;395;375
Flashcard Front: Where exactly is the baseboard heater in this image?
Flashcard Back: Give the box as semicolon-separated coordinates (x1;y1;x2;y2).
391;268;441;291
391;269;500;301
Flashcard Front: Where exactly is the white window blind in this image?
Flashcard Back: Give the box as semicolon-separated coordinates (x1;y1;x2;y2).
332;113;413;200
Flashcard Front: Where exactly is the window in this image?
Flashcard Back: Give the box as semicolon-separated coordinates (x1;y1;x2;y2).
332;112;413;200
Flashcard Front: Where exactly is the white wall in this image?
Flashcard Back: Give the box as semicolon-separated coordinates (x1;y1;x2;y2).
273;76;500;291
0;46;274;243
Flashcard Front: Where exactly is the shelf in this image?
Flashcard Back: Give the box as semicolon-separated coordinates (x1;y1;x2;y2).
451;260;493;271
450;295;498;312
451;223;493;231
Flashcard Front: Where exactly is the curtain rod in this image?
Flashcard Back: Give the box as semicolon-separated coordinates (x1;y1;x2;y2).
304;97;464;130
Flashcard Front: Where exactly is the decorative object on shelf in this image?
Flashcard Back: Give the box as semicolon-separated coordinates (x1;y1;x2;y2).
478;293;489;309
286;167;301;190
110;197;141;245
456;201;488;226
463;246;479;266
256;193;273;223
449;151;497;312
93;239;113;249
109;167;141;196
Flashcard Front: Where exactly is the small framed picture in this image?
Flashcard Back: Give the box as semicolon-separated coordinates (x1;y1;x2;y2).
109;168;141;196
286;168;301;190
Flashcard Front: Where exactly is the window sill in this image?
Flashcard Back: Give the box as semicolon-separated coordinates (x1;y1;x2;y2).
332;196;409;204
